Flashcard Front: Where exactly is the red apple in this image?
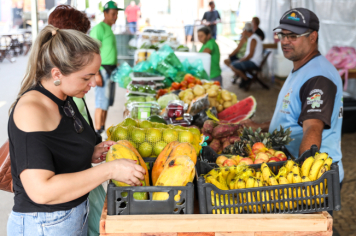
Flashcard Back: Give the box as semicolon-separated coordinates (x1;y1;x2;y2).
216;155;228;165
238;157;253;166
223;159;237;167
231;155;243;165
267;149;276;156
255;152;269;162
254;158;266;164
252;142;266;154
274;151;288;161
268;157;281;162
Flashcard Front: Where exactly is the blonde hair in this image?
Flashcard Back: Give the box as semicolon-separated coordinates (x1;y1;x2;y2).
10;24;100;112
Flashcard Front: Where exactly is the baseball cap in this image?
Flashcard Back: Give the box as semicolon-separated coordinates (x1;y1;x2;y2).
103;1;124;11
274;8;319;34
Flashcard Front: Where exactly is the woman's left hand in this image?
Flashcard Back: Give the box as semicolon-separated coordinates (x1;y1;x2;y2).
92;141;117;163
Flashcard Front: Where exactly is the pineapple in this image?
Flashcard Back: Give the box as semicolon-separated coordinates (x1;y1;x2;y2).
224;125;293;155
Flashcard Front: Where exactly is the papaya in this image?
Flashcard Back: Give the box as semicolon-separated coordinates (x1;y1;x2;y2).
117;140;150;186
152;155;195;201
168;142;197;164
105;143;148;200
152;141;179;185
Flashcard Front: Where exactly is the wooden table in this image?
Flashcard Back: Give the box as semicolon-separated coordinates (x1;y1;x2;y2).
100;197;333;236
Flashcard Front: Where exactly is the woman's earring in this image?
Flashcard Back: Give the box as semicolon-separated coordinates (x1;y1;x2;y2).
54;80;61;86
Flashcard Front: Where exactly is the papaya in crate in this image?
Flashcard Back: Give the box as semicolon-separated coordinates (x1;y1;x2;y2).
152;141;180;185
153;155;195;201
168;142;197;165
117;140;150;186
105;143;148;200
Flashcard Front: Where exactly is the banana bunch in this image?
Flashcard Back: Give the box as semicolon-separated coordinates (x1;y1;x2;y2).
204;153;333;214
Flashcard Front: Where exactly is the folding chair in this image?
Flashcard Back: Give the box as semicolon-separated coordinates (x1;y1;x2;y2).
244;50;272;91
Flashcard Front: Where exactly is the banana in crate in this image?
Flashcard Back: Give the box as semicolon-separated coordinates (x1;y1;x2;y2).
204;152;333;213
107;118;202;157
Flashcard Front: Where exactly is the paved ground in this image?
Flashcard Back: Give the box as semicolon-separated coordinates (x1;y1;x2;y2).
0;38;355;235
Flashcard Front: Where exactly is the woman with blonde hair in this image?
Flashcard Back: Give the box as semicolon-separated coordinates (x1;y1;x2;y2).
7;25;145;236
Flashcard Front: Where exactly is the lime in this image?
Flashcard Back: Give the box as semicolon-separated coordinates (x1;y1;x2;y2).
111;126;128;141
131;128;146;144
162;129;178;143
146;128;162;143
153;141;168;156
178;130;194;143
123;118;138;127
139;120;153;128
138;142;153;157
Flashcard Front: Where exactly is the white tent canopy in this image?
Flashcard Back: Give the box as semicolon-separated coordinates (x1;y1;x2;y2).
256;0;356;55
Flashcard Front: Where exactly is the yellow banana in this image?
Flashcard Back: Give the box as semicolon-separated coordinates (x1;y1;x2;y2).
291;164;301;176
208;169;219;179
292;174;302;205
235;178;247;208
308;159;325;181
221;167;230;180
301;176;314;206
246;177;261;213
317;164;329;179
285;160;295;172
228;178;237;190
315;152;328;161
323;157;333;169
278;176;289;185
287;171;294;184
301;156;315;177
226;168;236;187
255;171;262;179
207;176;229;190
315;164;329;205
262;164;272;182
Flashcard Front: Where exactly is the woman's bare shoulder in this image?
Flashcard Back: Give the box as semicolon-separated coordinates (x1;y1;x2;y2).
13;91;60;132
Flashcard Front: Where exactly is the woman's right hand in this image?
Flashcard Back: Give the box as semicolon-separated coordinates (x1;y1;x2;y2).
110;159;146;186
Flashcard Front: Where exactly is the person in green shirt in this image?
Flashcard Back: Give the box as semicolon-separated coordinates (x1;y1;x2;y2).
90;1;123;136
198;27;223;86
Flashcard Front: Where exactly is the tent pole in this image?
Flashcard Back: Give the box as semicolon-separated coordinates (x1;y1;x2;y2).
31;0;38;44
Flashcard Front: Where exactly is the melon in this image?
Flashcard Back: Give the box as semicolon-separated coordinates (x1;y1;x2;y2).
217;96;256;123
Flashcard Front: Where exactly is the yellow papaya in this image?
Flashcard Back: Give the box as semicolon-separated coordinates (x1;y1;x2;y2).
152;141;179;185
117;140;150;186
168;142;197;164
152;155;195;201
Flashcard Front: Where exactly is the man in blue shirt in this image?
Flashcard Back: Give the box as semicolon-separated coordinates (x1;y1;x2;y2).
241;8;344;187
201;1;221;39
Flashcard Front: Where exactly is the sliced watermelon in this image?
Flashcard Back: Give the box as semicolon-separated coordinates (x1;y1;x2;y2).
218;96;256;123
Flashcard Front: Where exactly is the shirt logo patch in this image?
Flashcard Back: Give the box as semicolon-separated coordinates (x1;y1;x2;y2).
282;92;291;109
307;93;323;108
287;13;300;21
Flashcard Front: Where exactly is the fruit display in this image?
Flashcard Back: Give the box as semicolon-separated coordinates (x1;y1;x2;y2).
203;152;333;214
170;74;203;91
125;95;156;106
222;126;293;156
127;83;157;94
215;142;287;167
217;96;256;123
107;118;201;157
201;120;243;153
106;140;196;202
126;102;161;121
178;83;237;113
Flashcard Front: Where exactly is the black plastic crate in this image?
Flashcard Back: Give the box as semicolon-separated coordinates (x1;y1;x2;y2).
197;149;341;214
107;158;195;215
199;145;297;174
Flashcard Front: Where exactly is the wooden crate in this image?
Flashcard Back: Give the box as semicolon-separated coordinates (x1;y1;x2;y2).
100;197;333;236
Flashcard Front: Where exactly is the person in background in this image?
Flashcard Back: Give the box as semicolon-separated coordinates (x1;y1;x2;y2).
201;1;221;39
241;10;343;217
139;18;151;32
252;16;265;41
48;5;105;236
224;29;248;67
7;25;145;236
198;27;222;86
229;22;263;90
125;1;141;34
90;1;121;136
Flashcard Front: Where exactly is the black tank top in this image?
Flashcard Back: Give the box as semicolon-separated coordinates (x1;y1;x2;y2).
8;86;96;212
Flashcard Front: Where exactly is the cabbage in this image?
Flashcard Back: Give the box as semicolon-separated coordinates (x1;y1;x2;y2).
157;93;179;109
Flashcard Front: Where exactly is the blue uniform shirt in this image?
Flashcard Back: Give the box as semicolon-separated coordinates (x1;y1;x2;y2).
269;53;344;182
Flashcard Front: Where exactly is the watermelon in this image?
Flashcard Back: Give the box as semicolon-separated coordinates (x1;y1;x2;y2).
217;96;256;123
